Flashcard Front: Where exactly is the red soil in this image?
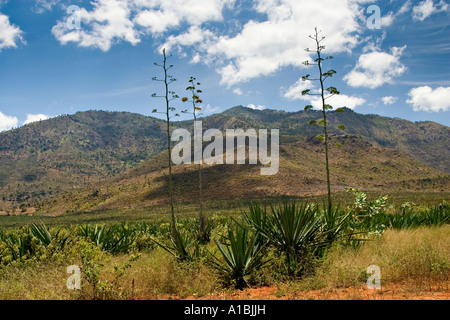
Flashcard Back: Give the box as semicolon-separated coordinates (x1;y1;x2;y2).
138;280;450;300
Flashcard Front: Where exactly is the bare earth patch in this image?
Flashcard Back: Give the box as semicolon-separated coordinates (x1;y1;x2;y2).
138;280;450;300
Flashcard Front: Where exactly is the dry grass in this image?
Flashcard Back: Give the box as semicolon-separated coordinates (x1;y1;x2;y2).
0;249;219;300
0;262;75;300
314;225;450;289
114;250;219;299
0;226;448;300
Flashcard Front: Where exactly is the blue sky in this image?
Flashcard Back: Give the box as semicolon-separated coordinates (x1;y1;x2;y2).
0;0;449;131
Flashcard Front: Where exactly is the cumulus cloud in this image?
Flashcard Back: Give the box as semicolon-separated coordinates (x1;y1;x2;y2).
406;86;450;112
302;94;366;111
283;78;365;110
52;0;234;52
376;1;413;27
0;112;51;132
398;1;413;15
0;111;18;132
34;0;61;13
24;113;50;125
283;78;313;101
233;88;243;96
344;46;407;89
247;104;266;111
52;0;141;52
134;0;235;34
295;94;365;111
322;94;366;110
381;96;398;105
0;12;24;51
203;0;363;86
51;0;371;87
160;25;216;54
412;0;448;21
380;12;395;27
203;104;220;114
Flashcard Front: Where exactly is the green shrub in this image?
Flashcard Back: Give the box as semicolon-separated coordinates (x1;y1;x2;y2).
150;224;198;262
244;202;324;277
78;223;136;254
211;222;267;290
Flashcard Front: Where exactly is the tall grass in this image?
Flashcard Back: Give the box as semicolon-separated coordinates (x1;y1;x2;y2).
0;200;448;298
315;226;450;289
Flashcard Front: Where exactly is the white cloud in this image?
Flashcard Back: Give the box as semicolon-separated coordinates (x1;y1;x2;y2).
24;113;50;125
52;0;234;51
378;1;412;26
412;0;449;21
233;88;243;96
398;1;412;15
0;12;24;51
51;0;370;87
322;94;366;110
203;104;220;114
380;13;394;27
344;46;407;89
305;94;366;111
34;0;61;13
0;111;18;132
381;96;398;105
160;25;216;54
202;0;364;86
283;78;313;101
406;86;450;112
247;104;266;111
298;94;365;111
52;0;141;52
134;0;235;34
283;78;365;110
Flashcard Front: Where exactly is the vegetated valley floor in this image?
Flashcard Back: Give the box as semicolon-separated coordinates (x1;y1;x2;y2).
0;109;449;300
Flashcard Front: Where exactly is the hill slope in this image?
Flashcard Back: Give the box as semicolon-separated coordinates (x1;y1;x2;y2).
214;106;449;172
1;106;449;213
37;134;449;215
0;111;165;206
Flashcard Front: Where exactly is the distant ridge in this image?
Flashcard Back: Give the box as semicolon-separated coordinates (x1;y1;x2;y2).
0;106;448;213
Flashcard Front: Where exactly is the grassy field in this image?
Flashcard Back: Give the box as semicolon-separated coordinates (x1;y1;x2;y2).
0;225;448;300
1;190;448;229
0;191;448;300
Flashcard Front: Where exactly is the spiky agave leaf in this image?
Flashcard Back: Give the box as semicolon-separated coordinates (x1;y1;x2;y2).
212;223;267;290
150;224;193;262
31;221;52;247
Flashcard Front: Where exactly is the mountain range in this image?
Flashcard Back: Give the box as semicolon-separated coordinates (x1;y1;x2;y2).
0;106;448;215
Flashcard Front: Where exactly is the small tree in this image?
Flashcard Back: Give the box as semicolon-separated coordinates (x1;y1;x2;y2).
151;48;180;227
181;77;209;243
301;28;346;212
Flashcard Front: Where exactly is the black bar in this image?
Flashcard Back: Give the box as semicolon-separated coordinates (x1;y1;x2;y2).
0;300;447;318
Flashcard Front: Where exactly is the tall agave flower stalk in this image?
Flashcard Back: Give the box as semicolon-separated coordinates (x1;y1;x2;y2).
182;76;209;243
151;48;180;229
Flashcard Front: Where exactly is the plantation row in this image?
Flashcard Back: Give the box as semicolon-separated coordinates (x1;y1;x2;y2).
0;191;448;290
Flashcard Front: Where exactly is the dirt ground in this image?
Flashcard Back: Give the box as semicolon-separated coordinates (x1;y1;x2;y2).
141;280;450;300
